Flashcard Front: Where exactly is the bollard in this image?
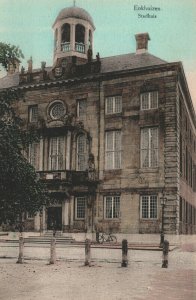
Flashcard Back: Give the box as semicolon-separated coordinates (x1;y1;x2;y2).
96;231;99;243
17;236;24;264
121;239;128;267
84;239;91;266
160;231;164;248
50;237;56;264
162;240;169;268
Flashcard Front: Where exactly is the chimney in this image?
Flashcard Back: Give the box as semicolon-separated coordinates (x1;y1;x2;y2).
7;59;20;75
135;33;150;54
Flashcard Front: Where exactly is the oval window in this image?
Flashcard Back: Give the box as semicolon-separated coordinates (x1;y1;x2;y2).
50;102;65;120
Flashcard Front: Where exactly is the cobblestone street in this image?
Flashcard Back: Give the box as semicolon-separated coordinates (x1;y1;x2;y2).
0;242;196;300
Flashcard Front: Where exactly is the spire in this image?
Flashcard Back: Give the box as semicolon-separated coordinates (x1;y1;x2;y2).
73;0;76;7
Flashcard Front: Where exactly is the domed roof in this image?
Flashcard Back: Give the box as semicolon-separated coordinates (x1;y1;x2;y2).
54;6;95;29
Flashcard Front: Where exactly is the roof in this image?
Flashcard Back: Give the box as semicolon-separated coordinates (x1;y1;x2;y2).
0;52;167;90
100;52;167;73
53;6;95;29
0;73;20;89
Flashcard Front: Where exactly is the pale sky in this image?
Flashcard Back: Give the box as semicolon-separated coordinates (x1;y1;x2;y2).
0;0;196;111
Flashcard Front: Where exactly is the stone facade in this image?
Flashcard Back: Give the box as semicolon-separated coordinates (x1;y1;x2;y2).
0;6;195;234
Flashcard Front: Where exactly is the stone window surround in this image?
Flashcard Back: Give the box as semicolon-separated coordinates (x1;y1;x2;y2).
140;195;158;219
104;195;120;219
75;196;86;220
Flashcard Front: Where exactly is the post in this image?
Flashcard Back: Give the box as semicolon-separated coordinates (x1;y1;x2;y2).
162;240;169;268
17;236;24;264
50;237;56;264
84;239;91;266
96;231;99;243
160;196;167;247
121;239;128;267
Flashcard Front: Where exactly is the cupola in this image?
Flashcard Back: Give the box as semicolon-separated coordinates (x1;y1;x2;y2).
52;5;95;65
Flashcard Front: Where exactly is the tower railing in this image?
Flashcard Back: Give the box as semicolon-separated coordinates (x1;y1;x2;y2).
61;42;71;52
75;42;85;53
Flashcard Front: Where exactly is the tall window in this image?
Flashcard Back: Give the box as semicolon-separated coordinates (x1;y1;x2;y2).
77;135;88;171
140;195;157;219
105;96;122;114
104;196;120;219
29;142;40;170
29;105;38;123
75;197;86;219
49;137;64;170
141;127;158;168
77;99;87;119
140;91;158;110
105;131;121;170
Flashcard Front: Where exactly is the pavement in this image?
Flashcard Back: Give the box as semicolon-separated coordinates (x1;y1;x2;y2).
0;239;196;299
0;232;195;299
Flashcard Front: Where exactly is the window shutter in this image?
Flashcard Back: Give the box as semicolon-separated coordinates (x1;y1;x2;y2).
150;128;158;167
141;128;149;168
77;135;88;171
29;142;40;170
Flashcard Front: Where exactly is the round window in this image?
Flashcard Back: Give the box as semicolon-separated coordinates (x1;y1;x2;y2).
50;102;66;120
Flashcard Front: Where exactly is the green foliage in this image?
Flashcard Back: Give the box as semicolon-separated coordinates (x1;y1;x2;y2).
0;89;49;227
0;42;24;71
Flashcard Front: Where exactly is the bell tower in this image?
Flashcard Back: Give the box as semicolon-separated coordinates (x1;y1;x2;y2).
52;5;95;65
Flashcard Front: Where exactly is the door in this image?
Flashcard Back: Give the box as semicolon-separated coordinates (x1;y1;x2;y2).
47;207;62;230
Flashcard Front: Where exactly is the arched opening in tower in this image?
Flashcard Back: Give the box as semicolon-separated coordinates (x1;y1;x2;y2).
61;23;70;52
75;24;85;53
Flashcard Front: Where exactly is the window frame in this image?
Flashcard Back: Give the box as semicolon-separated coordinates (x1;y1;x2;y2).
140;195;158;219
29;142;40;171
140;127;159;168
49;136;65;171
104;195;120;219
105;130;122;170
76;134;88;171
28;105;38;123
75;197;86;220
140;91;158;110
105;95;122;115
77;99;87;119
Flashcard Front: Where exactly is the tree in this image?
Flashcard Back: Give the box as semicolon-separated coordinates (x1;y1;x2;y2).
0;42;24;72
0;43;49;230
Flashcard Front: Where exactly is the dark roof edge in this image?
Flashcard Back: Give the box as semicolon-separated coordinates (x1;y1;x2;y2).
7;61;179;91
177;62;196;128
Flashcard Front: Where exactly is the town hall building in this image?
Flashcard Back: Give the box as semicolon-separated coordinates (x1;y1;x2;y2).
0;5;196;235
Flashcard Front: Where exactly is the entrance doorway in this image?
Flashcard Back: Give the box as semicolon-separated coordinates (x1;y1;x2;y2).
47;207;62;230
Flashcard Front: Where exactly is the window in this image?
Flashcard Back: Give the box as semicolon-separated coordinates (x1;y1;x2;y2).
140;91;158;110
49;137;64;170
75;197;86;219
26;212;34;219
141;127;158;168
140;195;157;219
50;102;65;120
105;96;122;114
77;99;87;119
77;135;88;171
29;105;38;123
29;142;40;170
105;131;121;170
104;196;120;219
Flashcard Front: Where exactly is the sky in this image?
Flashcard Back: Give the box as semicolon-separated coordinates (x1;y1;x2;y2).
0;0;196;110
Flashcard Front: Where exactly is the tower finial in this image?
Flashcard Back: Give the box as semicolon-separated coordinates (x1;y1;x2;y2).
73;0;76;7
